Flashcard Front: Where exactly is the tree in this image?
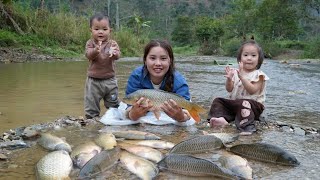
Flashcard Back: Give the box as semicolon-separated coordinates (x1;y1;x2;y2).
171;16;194;46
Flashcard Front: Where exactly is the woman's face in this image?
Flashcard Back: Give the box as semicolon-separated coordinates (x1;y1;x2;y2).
145;46;171;84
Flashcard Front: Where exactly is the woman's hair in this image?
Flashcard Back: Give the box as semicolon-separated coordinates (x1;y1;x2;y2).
143;39;175;92
89;13;110;28
237;40;264;69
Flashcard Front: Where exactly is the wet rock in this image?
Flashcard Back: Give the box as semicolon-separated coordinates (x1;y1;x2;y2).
21;127;39;139
294;127;305;136
282;126;293;133
0;139;29;150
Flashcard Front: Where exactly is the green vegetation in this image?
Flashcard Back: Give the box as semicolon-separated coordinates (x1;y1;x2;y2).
0;0;319;59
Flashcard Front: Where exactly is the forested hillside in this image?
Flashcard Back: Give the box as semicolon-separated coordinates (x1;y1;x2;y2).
1;0;320;58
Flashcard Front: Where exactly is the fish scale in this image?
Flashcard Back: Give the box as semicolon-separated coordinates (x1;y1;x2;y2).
169;135;223;154
158;154;237;179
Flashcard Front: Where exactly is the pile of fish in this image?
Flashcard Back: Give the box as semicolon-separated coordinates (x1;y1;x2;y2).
34;130;173;179
34;130;300;180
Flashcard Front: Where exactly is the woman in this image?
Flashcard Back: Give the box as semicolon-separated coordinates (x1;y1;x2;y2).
125;39;192;122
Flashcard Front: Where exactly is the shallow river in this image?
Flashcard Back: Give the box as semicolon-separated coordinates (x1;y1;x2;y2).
0;56;319;179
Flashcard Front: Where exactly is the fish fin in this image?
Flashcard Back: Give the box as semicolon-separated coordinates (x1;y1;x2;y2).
189;109;201;122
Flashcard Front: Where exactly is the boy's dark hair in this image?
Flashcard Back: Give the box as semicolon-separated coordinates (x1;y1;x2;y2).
237;40;264;69
89;13;110;27
143;39;175;92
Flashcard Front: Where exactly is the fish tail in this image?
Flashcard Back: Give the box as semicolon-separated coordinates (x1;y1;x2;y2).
188;104;206;122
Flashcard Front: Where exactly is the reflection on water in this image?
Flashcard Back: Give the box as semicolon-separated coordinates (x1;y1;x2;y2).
0;57;319;179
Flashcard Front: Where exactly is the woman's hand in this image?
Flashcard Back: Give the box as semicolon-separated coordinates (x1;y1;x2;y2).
128;97;153;121
161;99;188;122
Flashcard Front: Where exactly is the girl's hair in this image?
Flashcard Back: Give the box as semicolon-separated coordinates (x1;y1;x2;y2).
89;13;110;28
143;39;175;92
237;40;264;69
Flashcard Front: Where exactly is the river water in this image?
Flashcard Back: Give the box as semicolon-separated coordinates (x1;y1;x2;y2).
0;57;319;179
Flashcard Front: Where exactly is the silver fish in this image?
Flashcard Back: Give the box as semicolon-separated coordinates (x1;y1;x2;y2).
71;141;102;168
229;143;300;166
158;154;237;179
37;133;72;153
207;133;239;144
219;154;253;180
169;135;223;154
35;150;72;180
120;150;158;180
112;130;161;140
78;147;120;179
118;142;164;163
94;133;117;150
123;89;206;122
122;139;175;149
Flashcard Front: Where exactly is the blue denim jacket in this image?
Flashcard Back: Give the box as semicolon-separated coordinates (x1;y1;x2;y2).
125;66;190;101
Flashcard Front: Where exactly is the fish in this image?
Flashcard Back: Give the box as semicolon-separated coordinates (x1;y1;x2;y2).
78;147;120;179
122;89;206;122
120;150;159;180
37;133;72;153
122;139;175;149
94;133;117;150
229;143;300;166
118;142;164;163
70;141;102;168
169;135;223;154
112;130;161;140
219;154;253;180
35;150;73;180
158;154;238;179
206;133;239;144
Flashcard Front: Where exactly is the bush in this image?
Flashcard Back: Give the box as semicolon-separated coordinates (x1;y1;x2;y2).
303;37;320;59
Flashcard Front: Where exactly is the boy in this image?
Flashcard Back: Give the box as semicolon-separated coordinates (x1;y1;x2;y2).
84;13;121;120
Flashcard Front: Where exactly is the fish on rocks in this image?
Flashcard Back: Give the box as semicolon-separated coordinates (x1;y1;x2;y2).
122;89;206;122
112;130;161;140
94;133;117;150
122;139;175;149
78;147;120;179
169;135;223;154
229;143;300;166
118;142;164;163
71;141;102;168
158;154;238;179
120;150;158;180
37;133;72;153
219;154;253;180
35;150;73;180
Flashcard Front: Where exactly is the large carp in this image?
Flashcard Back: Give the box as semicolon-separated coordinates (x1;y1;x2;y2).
35;150;73;180
120;150;158;180
169;135;223;154
37;133;72;153
123;89;206;122
158;154;238;179
229;143;300;166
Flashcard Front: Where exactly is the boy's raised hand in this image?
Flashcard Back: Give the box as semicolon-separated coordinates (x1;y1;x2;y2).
108;42;120;57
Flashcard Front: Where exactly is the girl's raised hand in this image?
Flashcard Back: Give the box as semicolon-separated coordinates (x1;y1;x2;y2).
224;66;234;79
96;41;102;53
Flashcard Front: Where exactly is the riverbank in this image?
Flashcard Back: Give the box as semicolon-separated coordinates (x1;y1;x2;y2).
1;47;319;63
